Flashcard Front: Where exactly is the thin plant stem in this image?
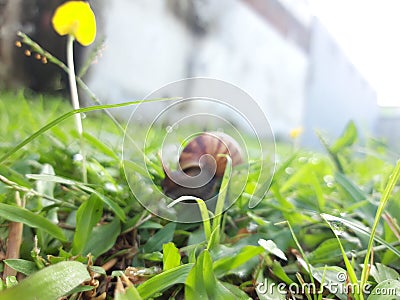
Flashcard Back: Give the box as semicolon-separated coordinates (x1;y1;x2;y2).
67;34;87;183
211;155;232;244
360;159;400;286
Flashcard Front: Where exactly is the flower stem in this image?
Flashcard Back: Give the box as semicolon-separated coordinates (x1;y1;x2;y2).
67;34;87;183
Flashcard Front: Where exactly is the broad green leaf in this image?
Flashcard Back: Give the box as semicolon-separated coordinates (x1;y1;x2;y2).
90;265;107;276
163;242;181;271
68;284;96;294
26;174;126;221
185;250;211;299
137;220;163;230
330;121;357;153
207;227;220;250
137;264;194;299
143;222;176;253
368;279;400;300
370;263;400;283
115;283;143;300
0;165;32;188
255;272;286;300
4;259;38;276
320;213;400;259
321;214;361;300
72;193;103;255
186;250;245;299
0;203;66;241
0;261;90;300
271;261;294;285
258;239;287;260
307;238;354;264
361;159;400;287
219;281;251;299
139;252;163;262
213;246;264;278
312;265;348;300
83;217;121;257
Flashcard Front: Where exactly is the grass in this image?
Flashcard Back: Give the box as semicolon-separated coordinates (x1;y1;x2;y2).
0;90;400;299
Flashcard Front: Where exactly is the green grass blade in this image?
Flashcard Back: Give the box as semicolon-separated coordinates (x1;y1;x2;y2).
360;159;400;286
0;203;66;242
115;284;143;300
330;121;357;154
72;194;103;255
83;217;121;257
163;242;181;271
167;196;212;241
143;222;176;253
286;221;317;300
0;98;178;163
185;250;210;299
136;263;194;299
321;214;362;300
213;245;264;278
0;261;90;300
319;213;400;258
26;174;126;222
3;259;38;276
212;155;232;243
83;132;120;161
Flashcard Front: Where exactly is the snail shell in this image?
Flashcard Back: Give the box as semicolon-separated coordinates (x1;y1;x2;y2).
179;132;243;176
161;132;243;200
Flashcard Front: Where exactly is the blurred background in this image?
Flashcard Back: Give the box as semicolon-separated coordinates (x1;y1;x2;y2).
0;0;399;149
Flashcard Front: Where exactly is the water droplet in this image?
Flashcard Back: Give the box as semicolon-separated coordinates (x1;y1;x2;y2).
323;175;334;183
73;153;83;161
285;167;295;174
247;222;258;232
166;126;173;133
324;175;335;188
331;221;346;236
104;182;117;192
298;156;307;163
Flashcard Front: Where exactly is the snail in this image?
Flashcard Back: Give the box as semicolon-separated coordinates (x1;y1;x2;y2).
161;132;243;200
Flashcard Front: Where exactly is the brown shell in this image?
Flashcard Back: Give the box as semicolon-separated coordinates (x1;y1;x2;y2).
179;132;243;177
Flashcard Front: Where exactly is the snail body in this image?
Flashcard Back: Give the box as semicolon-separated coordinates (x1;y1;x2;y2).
161;132;243;200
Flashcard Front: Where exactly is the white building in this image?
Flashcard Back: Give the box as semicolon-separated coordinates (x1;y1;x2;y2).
87;0;378;147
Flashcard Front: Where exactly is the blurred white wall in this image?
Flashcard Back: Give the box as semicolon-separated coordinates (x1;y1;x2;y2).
87;0;378;144
88;0;308;138
303;19;378;147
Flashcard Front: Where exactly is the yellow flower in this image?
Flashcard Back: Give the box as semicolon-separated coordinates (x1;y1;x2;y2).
52;1;96;46
289;127;303;139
